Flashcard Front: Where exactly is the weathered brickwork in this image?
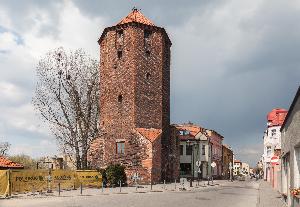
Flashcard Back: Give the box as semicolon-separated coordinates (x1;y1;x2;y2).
88;10;178;184
222;145;233;179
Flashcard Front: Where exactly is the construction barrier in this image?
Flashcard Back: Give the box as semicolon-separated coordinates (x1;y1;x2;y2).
10;169;48;193
76;170;102;188
0;169;102;196
0;170;9;196
51;170;76;190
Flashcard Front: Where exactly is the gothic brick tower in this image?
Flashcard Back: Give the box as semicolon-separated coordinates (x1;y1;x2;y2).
89;8;177;183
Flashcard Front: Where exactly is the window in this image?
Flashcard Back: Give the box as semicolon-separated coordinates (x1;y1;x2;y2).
117;30;123;38
295;148;300;188
116;141;125;154
266;146;272;156
271;129;276;136
118;94;123;103
180;145;183;155
146;50;150;57
180;163;191;175
202;145;205;155
117;50;122;59
144;30;151;39
186;145;192;155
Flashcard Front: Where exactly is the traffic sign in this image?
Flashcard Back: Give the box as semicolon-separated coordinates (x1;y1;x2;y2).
271;156;279;165
196;160;201;167
211;162;216;168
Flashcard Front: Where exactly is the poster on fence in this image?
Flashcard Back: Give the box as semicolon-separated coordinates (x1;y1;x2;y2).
0;170;9;196
10;170;48;193
76;170;102;188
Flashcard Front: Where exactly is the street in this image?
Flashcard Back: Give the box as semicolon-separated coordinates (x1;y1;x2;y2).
0;179;284;207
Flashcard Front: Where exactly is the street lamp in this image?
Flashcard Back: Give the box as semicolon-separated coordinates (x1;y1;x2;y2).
186;140;193;187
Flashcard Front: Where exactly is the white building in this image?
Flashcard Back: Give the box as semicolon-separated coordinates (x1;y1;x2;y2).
241;162;250;176
233;160;242;176
262;108;287;181
174;124;212;179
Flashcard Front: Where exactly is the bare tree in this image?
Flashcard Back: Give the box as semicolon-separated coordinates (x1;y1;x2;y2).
33;47;100;169
0;142;10;156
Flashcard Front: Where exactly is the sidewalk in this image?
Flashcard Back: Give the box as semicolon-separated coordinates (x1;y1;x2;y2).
257;181;287;207
4;180;229;200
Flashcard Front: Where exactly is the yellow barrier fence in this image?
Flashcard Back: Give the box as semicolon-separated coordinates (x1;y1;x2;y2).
0;169;102;196
10;169;48;193
0;170;9;197
76;170;102;188
51;170;76;190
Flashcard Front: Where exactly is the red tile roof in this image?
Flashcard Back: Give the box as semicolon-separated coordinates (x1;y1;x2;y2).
136;128;162;142
117;8;155;26
267;108;288;127
0;156;24;169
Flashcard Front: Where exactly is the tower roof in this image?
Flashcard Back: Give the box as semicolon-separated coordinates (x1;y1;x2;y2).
117;8;155;26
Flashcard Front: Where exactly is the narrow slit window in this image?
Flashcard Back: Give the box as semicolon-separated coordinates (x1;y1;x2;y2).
118;94;123;103
144;30;151;39
146;50;150;57
117;30;123;38
117;50;122;59
146;73;151;80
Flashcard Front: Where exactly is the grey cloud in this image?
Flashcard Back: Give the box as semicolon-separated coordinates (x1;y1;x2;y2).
71;0;222;26
0;0;299;165
0;0;63;38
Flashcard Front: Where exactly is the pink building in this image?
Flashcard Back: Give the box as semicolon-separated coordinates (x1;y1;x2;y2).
207;130;223;178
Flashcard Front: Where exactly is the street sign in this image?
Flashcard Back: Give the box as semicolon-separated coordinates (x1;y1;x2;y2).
196;160;201;167
211;162;216;168
271;156;279;165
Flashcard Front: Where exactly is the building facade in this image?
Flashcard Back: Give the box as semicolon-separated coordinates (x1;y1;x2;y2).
233;160;242;176
222;145;234;179
173;124;212;179
207;130;223;178
262;108;287;183
281;87;300;207
88;9;178;183
241;162;250;176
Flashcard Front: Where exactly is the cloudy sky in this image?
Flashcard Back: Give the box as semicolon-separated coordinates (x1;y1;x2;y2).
0;0;299;166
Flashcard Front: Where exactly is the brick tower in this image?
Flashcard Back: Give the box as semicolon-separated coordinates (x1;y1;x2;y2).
88;9;177;183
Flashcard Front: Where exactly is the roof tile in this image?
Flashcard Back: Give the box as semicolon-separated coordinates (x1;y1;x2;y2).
0;156;24;169
136;128;162;142
117;8;155;26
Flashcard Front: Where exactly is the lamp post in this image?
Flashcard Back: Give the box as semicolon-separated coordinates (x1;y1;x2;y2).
186;140;193;187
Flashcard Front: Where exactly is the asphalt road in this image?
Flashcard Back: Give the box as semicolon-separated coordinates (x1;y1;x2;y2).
0;180;260;207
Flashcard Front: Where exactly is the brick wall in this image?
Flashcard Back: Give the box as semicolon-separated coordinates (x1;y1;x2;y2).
88;22;177;184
